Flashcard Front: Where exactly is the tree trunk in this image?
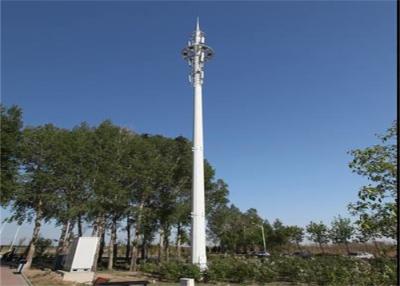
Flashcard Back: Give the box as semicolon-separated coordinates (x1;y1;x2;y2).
158;229;164;263
141;240;147;260
113;218;118;265
98;231;105;263
108;217;117;270
129;243;138;272
92;216;106;272
129;202;144;272
55;221;69;256
344;241;350;254
319;242;325;254
373;239;381;257
25;201;43;269
92;217;99;236
164;228;170;261
113;242;118;265
23;240;32;258
53;220;69;269
125;215;131;261
77;214;83;237
62;220;76;254
176;224;181;259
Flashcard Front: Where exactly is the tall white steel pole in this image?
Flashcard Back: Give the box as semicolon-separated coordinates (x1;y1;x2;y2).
0;223;5;234
9;225;21;251
260;225;267;253
182;18;214;271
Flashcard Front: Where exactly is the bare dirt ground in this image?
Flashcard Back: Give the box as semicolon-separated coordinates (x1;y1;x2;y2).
24;269;84;286
23;269;295;286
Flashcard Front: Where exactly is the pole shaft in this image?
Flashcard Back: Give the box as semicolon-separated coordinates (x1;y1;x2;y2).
261;225;266;252
10;225;21;251
191;54;207;270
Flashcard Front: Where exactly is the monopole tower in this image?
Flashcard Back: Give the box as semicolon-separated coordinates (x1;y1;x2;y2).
181;18;214;270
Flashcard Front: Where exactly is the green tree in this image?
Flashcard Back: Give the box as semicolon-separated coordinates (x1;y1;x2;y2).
208;204;243;253
126;134;160;271
306;221;330;253
330;216;354;254
267;219;290;252
0;105;23;206
87;121;133;270
286;226;304;250
348;121;397;240
8;125;64;269
167;136;193;260
241;208;265;252
50;124;96;261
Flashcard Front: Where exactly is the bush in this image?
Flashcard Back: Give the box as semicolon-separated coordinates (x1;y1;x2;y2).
139;261;159;274
138;255;398;285
368;257;398;285
205;256;271;283
268;256;310;283
305;256;369;285
159;261;201;282
34;237;53;258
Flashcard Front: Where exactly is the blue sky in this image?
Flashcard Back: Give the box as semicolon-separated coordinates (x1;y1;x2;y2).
1;1;396;244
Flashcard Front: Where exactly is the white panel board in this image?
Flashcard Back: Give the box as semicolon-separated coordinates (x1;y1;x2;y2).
64;237;99;272
71;237;99;271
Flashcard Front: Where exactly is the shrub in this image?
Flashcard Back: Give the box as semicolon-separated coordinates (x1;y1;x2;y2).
34;237;53;258
255;260;278;283
205;255;266;283
159;260;201;282
138;255;398;285
306;256;367;285
266;256;309;283
368;257;398;285
139;261;158;274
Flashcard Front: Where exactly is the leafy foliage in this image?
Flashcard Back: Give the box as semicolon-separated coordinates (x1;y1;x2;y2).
348;121;397;239
1;105;396;278
0;105;23;206
159;260;202;282
34;237;53;258
202;256;397;285
306;221;330;252
330;216;355;253
286;225;304;249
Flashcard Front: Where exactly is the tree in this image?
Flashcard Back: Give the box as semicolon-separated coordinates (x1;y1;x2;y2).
207;204;243;253
167;136;193;260
266;219;291;252
88;121;133;270
8;125;65;269
0;105;23;206
241;208;265;252
306;221;330;253
348;121;397;240
329;216;354;254
286;226;304;250
50;124;95;261
1;110;231;269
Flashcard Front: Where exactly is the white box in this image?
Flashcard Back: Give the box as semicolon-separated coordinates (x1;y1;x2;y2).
63;237;99;272
180;278;195;286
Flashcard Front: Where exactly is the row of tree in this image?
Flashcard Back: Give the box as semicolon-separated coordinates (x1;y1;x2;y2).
1;104;397;271
208;205;373;255
1;105;228;270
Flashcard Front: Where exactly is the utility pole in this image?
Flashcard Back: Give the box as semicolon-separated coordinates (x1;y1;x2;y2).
9;225;21;251
182;18;214;271
260;225;267;253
